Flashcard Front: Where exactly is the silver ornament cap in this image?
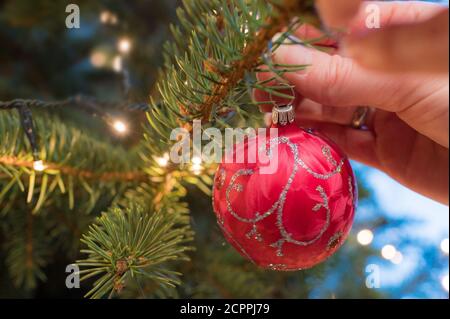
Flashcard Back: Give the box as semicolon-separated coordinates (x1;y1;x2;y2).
272;104;295;126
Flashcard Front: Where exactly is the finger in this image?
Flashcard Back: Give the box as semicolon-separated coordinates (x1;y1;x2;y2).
297;120;379;168
301;116;450;205
344;10;449;73
315;0;362;30
272;44;434;113
294;2;443;47
347;1;446;35
293;2;444;57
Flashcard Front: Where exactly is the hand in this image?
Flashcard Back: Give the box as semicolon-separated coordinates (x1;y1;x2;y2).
316;0;449;73
255;1;449;204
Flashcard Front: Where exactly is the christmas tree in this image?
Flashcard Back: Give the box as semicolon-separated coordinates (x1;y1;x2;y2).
0;0;447;299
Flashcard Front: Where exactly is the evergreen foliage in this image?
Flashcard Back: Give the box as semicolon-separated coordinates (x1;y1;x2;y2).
0;0;408;299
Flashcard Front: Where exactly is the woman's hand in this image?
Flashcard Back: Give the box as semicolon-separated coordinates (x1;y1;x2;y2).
255;1;449;204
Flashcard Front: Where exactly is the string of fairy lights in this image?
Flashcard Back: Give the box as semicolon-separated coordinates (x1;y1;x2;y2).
0;95;138;171
153;152;205;176
356;228;449;292
0;10;145;173
1;9;205;177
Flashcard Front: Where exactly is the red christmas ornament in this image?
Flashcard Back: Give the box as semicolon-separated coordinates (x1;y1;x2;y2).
212;105;357;271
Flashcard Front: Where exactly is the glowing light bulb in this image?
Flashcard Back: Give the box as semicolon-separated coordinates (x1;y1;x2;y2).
100;11;118;25
191;163;203;175
100;11;110;23
442;275;449;292
33;160;46;172
118;38;131;54
391;251;403;265
113;120;127;134
90;51;107;68
441;238;449;255
381;245;397;260
192;156;202;165
357;229;374;246
112;55;122;72
155;153;170;167
109;14;118;25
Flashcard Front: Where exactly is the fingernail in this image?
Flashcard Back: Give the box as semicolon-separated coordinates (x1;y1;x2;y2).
273;44;313;75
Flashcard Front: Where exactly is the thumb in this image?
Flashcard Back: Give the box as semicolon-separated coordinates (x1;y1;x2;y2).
272;44;429;113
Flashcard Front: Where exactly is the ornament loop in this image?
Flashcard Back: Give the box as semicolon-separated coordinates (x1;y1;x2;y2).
272;104;295;126
268;85;296;126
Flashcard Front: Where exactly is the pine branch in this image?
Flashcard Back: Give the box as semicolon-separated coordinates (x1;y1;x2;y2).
1;0;322;297
148;0;318;141
77;204;193;299
0;156;147;182
3;207;54;290
25;210;33;273
0;110;144;214
199;0;315;121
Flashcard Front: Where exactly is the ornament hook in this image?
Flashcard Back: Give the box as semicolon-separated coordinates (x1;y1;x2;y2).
272;104;295;126
269;86;296;126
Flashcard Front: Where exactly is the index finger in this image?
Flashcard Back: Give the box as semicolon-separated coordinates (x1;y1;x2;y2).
316;0;362;30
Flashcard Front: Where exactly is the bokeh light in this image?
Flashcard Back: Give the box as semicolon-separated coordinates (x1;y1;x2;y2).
381;245;397;260
155;153;170;167
90;51;107;68
112;55;122;72
112;120;127;134
391;251;403;265
357;229;374;246
100;10;118;25
118;38;132;54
